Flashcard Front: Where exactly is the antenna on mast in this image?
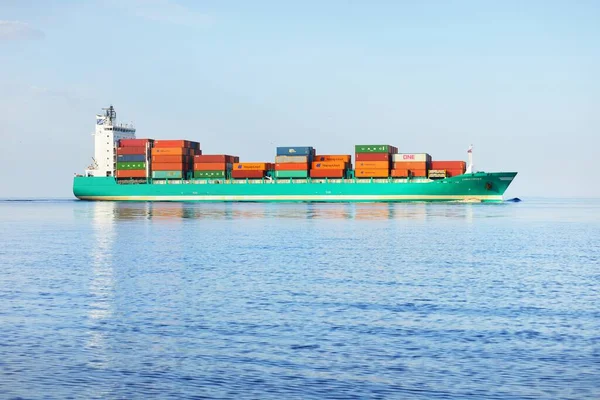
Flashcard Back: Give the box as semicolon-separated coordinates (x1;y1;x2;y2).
466;144;474;174
101;105;117;125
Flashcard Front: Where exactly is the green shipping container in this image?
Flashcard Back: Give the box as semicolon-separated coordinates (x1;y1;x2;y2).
194;170;227;178
152;171;183;179
117;161;146;170
355;145;391;153
275;170;310;178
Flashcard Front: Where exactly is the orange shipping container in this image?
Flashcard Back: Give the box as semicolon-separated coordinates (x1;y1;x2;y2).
445;169;465;177
152;162;188;171
117;147;146;155
275;163;309;171
356;161;389;169
151;147;190;156
154;140;192;148
310;169;345;178
410;169;427;177
431;161;466;171
354;168;390;178
391;169;409;178
194;162;231;171
116;170;147;178
313;155;351;163
311;161;347;169
233;163;269;170
152;155;190;163
393;161;427;170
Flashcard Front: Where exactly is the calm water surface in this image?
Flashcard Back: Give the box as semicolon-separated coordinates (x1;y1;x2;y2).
0;199;599;399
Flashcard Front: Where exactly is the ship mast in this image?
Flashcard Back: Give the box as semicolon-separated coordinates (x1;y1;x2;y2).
466;144;474;174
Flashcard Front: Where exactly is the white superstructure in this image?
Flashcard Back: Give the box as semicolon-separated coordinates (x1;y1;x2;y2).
86;106;136;177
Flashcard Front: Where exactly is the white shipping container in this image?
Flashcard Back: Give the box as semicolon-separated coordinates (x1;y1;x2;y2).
392;153;432;162
275;155;310;163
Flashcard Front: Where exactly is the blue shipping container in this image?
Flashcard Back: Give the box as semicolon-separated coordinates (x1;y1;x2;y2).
152;171;183;179
276;146;313;156
117;154;146;162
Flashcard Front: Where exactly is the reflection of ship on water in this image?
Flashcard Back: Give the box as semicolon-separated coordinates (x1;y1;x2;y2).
86;202;116;368
86;202;478;222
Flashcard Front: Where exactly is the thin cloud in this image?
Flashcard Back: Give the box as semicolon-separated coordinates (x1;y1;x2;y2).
109;0;213;27
0;21;44;40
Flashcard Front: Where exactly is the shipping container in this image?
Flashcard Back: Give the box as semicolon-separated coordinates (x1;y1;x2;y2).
410;169;427;177
276;146;313;156
355;153;390;161
151;147;190;156
354;168;390;178
194;155;237;163
119;138;153;147
311;161;347;169
116;162;146;170
431;161;466;172
233;162;270;170
275;170;310;178
428;170;447;178
152;171;184;179
117;146;147;155
390;169;409;178
391;153;431;163
152;162;188;171
193;170;227;179
356;161;390;169
231;170;265;179
445;169;466;177
193;162;232;171
313;155;351;163
116;170;147;178
310;169;345;178
393;161;427;170
275;162;309;171
154;140;193;148
274;155;311;163
355;145;397;153
151;155;190;163
117;154;147;162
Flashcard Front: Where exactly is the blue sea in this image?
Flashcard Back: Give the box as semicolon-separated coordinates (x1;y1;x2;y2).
1;199;599;399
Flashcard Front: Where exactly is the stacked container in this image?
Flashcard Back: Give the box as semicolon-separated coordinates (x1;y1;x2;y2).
193;155;239;179
354;145;398;178
231;163;273;179
310;155;352;178
151;140;200;179
275;147;314;179
390;153;431;178
429;161;467;179
116;138;153;179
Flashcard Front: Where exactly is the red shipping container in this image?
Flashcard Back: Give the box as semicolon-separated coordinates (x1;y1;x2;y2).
431;161;466;171
152;162;188;171
119;138;153;147
116;170;147;178
310;169;345;178
194;162;231;171
154;140;192;148
117;147;146;155
446;169;466;177
275;163;309;171
194;155;238;163
355;153;390;161
231;170;265;179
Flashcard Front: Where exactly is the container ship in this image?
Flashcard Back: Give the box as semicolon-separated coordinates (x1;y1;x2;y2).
73;106;517;202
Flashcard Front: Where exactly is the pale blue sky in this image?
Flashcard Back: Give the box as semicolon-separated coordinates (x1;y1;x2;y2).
1;0;598;197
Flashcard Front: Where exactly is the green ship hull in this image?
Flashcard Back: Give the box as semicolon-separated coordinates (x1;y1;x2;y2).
73;172;517;202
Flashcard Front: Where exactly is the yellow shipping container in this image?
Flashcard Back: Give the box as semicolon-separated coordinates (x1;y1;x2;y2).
233;162;269;170
313;155;351;163
354;168;390;178
312;161;347;169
